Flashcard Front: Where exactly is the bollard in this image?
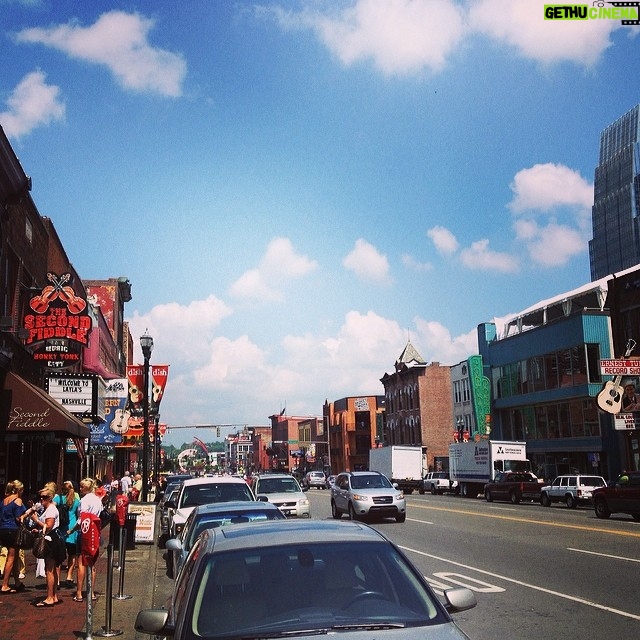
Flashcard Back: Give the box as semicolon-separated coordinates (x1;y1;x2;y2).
96;544;122;637
113;528;132;600
85;559;94;640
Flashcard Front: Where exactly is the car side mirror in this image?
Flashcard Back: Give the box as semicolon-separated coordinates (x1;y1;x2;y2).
257;495;268;502
165;500;176;509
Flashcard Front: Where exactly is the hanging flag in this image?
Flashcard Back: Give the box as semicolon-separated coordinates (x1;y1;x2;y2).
126;365;145;417
150;364;169;415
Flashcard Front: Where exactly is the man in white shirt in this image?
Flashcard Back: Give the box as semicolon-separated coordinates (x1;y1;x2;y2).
120;471;132;496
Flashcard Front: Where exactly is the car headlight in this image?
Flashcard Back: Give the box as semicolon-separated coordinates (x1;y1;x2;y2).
396;492;405;500
351;493;371;502
299;498;310;506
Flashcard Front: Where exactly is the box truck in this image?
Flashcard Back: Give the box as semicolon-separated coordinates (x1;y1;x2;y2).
449;440;535;497
368;445;424;494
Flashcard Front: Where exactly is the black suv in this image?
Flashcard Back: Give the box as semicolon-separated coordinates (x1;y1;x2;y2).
592;472;640;520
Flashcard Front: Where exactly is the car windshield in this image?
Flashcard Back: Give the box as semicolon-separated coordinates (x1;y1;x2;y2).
257;478;300;494
181;483;254;507
350;475;391;490
190;541;444;638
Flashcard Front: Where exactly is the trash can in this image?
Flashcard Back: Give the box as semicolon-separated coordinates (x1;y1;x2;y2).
124;513;138;550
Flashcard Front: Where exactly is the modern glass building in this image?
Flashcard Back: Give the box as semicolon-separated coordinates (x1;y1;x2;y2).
589;104;640;280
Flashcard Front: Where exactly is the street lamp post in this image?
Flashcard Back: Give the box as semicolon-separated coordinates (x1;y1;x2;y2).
140;330;154;502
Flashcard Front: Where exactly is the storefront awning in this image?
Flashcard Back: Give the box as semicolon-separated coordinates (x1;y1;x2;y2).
1;372;90;438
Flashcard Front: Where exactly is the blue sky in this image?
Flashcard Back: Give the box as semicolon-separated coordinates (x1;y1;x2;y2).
1;0;638;447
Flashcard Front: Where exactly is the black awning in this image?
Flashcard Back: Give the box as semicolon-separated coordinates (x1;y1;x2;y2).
1;372;90;438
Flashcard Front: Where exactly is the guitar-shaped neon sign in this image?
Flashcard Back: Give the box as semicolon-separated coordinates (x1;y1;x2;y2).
596;339;636;414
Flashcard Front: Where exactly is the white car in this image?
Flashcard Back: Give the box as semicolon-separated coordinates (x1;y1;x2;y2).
167;476;255;538
252;473;310;518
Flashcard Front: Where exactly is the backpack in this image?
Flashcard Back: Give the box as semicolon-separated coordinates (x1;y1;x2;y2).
56;497;70;530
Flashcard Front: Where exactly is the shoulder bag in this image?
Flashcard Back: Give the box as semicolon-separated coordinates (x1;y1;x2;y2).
32;530;52;559
15;522;34;549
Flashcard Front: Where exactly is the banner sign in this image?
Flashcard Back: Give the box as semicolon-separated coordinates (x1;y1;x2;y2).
614;413;640;430
23;272;92;370
150;365;169;415
600;359;640;376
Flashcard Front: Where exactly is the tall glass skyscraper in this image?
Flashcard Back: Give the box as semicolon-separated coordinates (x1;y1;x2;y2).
589;104;640;280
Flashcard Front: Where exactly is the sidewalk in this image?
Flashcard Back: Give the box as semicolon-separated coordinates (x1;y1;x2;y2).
0;522;172;640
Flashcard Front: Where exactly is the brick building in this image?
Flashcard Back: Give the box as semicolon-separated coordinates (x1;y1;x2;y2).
380;341;453;472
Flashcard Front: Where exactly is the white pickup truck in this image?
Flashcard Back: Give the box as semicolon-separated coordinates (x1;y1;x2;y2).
419;471;457;495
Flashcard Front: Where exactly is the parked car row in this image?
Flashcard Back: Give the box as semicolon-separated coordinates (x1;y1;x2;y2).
416;469;640;522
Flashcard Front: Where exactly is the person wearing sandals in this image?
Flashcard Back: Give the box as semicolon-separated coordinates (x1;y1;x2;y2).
0;480;27;594
58;481;80;588
29;487;61;606
71;477;103;603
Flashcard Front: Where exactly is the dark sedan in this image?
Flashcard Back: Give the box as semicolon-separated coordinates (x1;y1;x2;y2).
165;500;285;578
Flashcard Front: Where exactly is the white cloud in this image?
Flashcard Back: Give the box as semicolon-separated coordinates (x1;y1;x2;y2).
127;295;233;365
508;163;593;214
267;0;629;75
130;296;481;443
427;225;459;255
343;238;392;284
508;163;593;266
414;317;478;364
468;0;618;66
514;219;585;267
268;0;466;75
460;239;519;272
229;237;318;302
401;254;433;272
15;11;186;97
0;70;65;138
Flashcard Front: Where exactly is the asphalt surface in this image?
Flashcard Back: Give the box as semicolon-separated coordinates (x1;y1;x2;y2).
0;517;172;640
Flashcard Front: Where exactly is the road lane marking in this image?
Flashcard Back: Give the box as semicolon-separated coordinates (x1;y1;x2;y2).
401;544;640;621
407;517;433;525
568;548;640;563
407;502;640;538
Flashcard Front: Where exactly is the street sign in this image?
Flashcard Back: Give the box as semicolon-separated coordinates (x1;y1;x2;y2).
599;359;640;376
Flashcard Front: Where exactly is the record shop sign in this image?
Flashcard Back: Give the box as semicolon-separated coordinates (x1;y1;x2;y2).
22;272;92;370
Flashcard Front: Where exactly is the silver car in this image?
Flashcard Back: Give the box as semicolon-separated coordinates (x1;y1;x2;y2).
331;471;406;522
252;473;310;518
135;519;476;640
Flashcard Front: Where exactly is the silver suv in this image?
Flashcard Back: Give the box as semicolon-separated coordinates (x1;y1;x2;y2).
331;471;406;522
540;474;606;508
252;473;310;518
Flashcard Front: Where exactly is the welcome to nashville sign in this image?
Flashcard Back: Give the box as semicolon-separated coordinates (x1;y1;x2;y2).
23;272;92;370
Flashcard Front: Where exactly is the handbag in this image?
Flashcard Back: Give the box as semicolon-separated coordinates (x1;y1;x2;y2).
32;531;52;559
15;523;34;549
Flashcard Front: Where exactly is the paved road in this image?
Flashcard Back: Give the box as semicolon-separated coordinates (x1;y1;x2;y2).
305;486;640;638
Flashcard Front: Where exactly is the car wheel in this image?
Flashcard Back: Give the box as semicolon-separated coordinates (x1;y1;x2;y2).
348;502;359;521
594;498;611;519
541;493;551;507
484;490;493;502
510;491;520;505
395;512;406;523
419;486;425;495
566;494;577;509
331;500;342;520
430;485;437;495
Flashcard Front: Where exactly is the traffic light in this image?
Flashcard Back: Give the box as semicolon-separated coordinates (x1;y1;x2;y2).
217;427;221;437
